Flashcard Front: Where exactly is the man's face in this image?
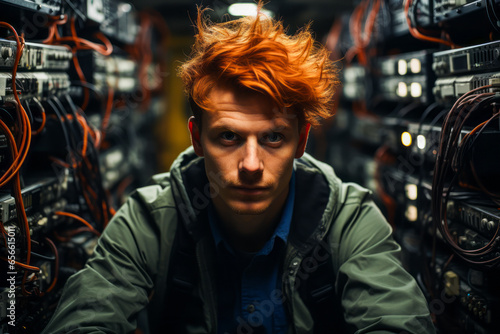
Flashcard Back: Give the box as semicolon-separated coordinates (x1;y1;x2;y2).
189;85;309;219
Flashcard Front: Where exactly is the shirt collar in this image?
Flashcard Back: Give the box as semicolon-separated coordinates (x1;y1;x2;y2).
208;168;296;256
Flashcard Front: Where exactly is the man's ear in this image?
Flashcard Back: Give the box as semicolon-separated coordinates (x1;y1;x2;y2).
295;123;311;158
188;116;204;157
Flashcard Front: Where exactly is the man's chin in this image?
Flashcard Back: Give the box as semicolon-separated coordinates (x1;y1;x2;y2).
232;208;267;215
229;203;268;216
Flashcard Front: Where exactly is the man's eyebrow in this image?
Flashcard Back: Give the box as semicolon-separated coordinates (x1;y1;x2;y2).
208;122;293;134
268;121;294;132
207;124;236;132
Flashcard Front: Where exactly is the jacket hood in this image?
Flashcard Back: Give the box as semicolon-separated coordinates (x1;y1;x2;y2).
168;146;209;240
168;146;342;250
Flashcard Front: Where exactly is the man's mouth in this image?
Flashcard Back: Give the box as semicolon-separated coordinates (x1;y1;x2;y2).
231;186;270;195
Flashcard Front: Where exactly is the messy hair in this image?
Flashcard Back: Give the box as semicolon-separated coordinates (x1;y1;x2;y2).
178;2;340;126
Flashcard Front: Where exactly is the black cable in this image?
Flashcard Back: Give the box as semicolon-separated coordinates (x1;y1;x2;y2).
0;107;16;125
386;101;405;118
486;0;500;34
62;94;99;148
416;102;442;200
84;134;112;226
415;103;442;234
460;110;500;199
46;99;75;157
396;100;421;123
462;94;500;151
62;94;113;227
432;92;500;268
63;94;98;139
64;0;86;21
428;107;448;128
31;251;56;261
45;98;85;206
53;96;86;153
47;98;80;155
64;93;81;115
70;81;104;101
22;100;34;127
417;102;440;136
489;0;500;23
452;94;498;171
58;95;99;169
58;95;103;219
408;0;418;30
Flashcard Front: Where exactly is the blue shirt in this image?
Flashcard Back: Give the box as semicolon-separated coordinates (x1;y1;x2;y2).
208;170;296;334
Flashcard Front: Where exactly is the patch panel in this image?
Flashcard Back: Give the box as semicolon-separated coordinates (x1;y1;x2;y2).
0;72;70;101
0;39;72;71
433;40;500;76
447;199;500;239
433;71;500;103
433;0;484;24
0;0;61;15
0;175;68;225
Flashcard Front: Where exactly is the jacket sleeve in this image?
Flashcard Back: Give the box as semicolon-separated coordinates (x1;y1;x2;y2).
332;185;436;334
41;194;162;334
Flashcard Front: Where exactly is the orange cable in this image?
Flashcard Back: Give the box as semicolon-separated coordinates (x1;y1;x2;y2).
0;223;7;248
72;52;89;111
39;237;59;295
100;87;114;143
42;15;68;44
0;120;38;282
10;37;30;166
0;256;40;271
31;98;46;135
405;0;456;48
54;211;101;236
0;24;32;187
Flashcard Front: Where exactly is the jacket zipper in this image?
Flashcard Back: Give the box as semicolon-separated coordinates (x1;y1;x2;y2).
196;236;218;332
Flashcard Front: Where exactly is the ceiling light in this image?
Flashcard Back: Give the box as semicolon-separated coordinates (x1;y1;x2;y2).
228;3;274;18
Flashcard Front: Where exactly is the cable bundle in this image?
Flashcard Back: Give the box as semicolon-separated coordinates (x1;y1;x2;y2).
125;10;169;111
432;84;500;269
345;0;381;65
0;22;42;296
404;0;458;48
0;20;112;296
47;94;114;228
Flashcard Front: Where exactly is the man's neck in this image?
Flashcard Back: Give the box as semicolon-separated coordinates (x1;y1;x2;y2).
212;192;288;253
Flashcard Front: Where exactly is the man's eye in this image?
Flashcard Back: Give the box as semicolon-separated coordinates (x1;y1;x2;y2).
220;132;237;141
263;133;284;143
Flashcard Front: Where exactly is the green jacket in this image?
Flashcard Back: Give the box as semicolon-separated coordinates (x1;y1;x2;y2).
42;147;435;334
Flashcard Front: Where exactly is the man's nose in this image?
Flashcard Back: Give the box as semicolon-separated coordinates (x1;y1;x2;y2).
239;139;263;174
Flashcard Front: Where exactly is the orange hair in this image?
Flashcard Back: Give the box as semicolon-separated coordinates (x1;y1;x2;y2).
178;2;340;126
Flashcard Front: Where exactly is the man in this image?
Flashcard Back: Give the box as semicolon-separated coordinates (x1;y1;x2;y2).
42;3;435;334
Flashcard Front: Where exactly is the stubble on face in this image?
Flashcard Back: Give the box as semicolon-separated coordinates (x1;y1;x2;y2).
191;85;306;248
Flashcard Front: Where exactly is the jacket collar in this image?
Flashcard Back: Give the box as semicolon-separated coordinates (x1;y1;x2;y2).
169;146;341;250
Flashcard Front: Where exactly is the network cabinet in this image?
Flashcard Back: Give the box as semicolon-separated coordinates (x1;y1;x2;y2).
325;0;500;333
0;0;165;332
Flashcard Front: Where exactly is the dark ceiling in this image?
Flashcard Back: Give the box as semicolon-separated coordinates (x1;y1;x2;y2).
129;0;356;40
